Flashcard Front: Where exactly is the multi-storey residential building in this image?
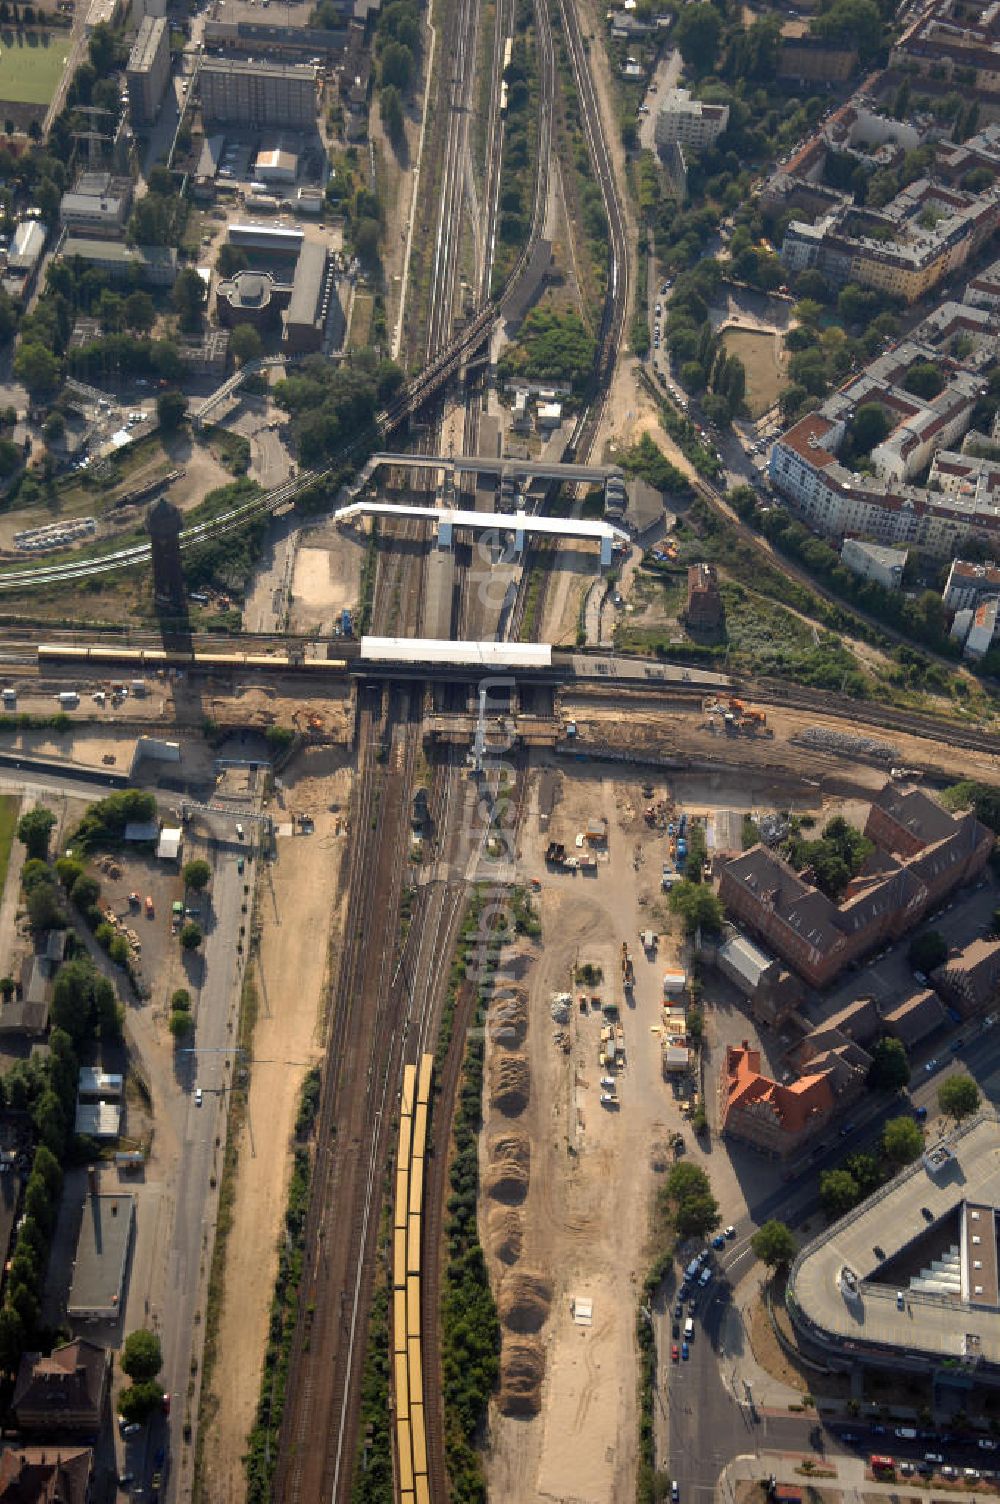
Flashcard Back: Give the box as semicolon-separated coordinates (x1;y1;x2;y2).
840;538;907;589
199;58;317;127
13;1341;109;1434
718;784;993;989
768;311;1000;556
943;558;1000;612
126;15;169;124
781;179;1000;304
891;0;1000;98
654;87;729;151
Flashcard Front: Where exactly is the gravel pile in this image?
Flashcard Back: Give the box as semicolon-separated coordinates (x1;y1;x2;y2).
793;726;898;763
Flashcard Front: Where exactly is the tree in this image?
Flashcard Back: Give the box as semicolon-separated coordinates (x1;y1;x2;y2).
819;1167;861;1218
668;879;723;936
903;361;944;400
848;403;890;457
380;38;413;90
666;1162;711;1202
180;921;202;950
938;1073;980;1123
69;873;100;911
157;389;188;432
172;266;206;333
752;1220;797;1268
109;934;130;968
0;976;13;1002
26;883;63;934
122;1327;162;1381
33;1089;65;1157
123;290;156;334
171;988;191;1011
229;324;262;365
684;824;708;883
381;83;404;148
907;930;947;974
13;342;59;397
182;859;211;893
675;1190;720;1238
353;217;381;269
883;1115;923;1166
17;807;55;860
118;1379;164;1423
217;243;249;278
867;1037;910;1093
50;962;91;1041
42;411;64;447
674;1;721;74
169;1009;193;1038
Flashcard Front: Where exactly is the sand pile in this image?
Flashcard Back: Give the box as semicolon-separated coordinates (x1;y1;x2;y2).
490;1052;530;1115
485;1134;530;1204
498;1270;552;1334
487;1207;524;1265
498;1338;545;1416
489;1132;529;1168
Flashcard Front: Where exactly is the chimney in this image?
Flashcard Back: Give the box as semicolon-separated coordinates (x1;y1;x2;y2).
86;1166;98;1198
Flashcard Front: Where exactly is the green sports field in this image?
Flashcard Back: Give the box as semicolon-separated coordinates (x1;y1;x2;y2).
0;29;71;107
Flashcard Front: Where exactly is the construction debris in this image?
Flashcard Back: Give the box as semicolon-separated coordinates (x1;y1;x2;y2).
792;726;898;763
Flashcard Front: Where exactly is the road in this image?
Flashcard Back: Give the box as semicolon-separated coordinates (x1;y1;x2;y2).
152;810;257;1504
662;981;1000;1503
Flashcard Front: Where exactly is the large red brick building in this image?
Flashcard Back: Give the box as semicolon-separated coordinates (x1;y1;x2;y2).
720;1042;835;1158
718;784;993;989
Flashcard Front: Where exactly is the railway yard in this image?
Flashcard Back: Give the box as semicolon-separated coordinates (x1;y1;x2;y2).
1;0;1000;1497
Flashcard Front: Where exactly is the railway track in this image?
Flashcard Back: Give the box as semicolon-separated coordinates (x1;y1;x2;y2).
507;0;627;642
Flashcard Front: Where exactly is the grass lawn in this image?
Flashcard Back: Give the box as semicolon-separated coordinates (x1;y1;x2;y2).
0;794;20;910
348;291;374;350
0;28;71;106
721;325;789;418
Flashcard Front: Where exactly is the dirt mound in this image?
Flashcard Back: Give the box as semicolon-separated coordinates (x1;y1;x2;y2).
487;1207;524;1265
498;1270;552;1334
490;991;528;1048
484;1157;529;1204
490;1053;530;1115
489;1132;529;1168
498;1338;545;1416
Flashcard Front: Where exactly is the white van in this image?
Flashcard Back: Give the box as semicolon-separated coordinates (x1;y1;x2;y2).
683;1318;694;1340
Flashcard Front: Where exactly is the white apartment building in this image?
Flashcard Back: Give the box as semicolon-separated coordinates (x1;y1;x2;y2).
943;559;1000;612
654;88;729;152
840;538;908;590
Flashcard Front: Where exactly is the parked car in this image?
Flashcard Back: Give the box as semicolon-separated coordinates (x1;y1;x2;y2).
671;1343;679;1362
681;1342;689;1361
724;1225;736;1239
711;1234;725;1250
195;1087;203;1107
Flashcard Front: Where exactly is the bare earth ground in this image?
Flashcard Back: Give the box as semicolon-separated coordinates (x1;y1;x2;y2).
288;522;366;636
199;747;353;1502
486;767;690;1504
556;698;1000;791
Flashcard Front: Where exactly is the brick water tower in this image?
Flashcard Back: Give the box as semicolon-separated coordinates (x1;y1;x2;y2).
147;496;185;610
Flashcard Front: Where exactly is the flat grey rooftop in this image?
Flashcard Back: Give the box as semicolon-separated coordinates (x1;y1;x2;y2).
789;1112;1000;1366
67;1193;135;1320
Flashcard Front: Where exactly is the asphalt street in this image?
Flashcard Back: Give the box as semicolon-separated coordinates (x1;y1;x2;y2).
150;813;256;1503
660;931;1000;1503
